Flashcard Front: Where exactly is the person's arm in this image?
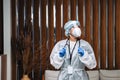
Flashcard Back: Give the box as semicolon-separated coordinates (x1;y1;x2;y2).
78;40;97;69
50;41;65;69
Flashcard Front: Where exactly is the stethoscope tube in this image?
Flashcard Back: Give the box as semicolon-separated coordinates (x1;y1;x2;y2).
64;38;80;48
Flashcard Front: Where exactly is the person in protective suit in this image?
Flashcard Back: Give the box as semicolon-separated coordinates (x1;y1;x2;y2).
50;20;97;80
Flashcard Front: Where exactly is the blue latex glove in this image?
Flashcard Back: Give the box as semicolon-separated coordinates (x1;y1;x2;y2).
59;48;66;57
78;47;84;57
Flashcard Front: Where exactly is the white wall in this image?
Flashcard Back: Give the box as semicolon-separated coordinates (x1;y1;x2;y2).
3;0;11;80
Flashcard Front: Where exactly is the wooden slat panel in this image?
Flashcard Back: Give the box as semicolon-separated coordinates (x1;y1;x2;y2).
63;0;69;23
70;0;76;20
17;0;26;79
78;0;85;39
18;0;24;31
41;0;47;72
33;0;40;43
11;0;17;43
25;0;32;22
78;0;84;39
93;0;99;69
33;0;40;79
23;0;33;78
115;0;120;69
48;0;54;69
25;0;32;53
108;0;114;69
56;0;62;41
25;0;32;44
85;0;92;44
11;0;17;80
63;0;69;38
100;0;107;69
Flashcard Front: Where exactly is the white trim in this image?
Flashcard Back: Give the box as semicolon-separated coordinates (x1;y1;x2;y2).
3;0;11;80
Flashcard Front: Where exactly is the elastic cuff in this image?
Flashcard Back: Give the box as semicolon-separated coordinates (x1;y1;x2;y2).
80;51;89;58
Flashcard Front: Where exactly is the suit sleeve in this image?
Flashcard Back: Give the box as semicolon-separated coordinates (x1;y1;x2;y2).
79;40;97;69
50;41;65;69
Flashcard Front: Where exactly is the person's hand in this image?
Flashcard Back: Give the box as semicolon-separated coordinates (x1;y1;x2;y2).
59;48;66;57
78;47;84;57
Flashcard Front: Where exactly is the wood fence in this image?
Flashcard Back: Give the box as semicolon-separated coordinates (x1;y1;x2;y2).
11;0;120;80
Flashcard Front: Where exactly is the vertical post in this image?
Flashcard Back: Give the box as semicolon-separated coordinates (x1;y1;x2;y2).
115;0;120;69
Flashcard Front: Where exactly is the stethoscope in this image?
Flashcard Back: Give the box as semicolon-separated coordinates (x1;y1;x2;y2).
63;38;81;63
63;38;80;48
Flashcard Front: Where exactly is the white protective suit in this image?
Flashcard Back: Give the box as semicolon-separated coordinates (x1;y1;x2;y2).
50;39;97;80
